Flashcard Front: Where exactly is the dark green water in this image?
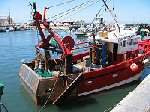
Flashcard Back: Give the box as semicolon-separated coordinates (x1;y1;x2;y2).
0;30;146;112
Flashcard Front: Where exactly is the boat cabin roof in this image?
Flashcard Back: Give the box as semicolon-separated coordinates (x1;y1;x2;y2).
96;29;140;43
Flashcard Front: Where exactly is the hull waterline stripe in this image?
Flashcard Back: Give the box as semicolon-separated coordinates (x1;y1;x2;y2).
78;73;141;96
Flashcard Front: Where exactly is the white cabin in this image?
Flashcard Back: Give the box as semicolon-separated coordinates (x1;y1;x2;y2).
93;29;141;63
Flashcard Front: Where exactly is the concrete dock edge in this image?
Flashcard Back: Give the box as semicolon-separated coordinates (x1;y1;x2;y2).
111;74;150;112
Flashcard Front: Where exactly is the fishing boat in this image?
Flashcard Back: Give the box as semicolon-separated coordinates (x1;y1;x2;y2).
74;27;87;37
19;2;150;105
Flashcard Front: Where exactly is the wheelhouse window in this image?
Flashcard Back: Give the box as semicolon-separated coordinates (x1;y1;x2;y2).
129;39;132;45
120;42;122;46
123;40;126;47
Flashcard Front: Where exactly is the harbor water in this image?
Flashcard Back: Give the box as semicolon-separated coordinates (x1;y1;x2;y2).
0;30;149;112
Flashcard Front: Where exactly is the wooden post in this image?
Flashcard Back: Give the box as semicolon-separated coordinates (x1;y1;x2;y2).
92;32;96;64
66;54;72;74
45;50;50;71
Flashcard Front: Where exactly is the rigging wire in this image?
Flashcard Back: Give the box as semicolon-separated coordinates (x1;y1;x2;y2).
50;0;107;38
92;0;111;23
46;0;76;9
59;0;100;22
51;2;85;19
52;0;112;23
39;79;58;112
44;0;116;42
52;0;113;22
101;0;118;24
50;0;97;21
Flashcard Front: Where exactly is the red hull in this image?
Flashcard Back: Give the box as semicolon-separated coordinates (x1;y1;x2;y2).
77;51;150;96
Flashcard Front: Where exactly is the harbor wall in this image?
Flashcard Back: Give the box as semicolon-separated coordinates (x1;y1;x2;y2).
111;72;150;112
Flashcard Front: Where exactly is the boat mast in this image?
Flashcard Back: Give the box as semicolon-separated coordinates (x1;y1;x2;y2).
32;2;50;71
8;9;10;26
31;2;73;74
101;0;120;33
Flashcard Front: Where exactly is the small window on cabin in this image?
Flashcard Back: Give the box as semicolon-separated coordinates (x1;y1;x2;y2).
123;40;126;47
129;39;133;45
120;42;122;46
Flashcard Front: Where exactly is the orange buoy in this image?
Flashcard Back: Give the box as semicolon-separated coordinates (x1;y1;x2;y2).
35;97;38;105
130;63;138;72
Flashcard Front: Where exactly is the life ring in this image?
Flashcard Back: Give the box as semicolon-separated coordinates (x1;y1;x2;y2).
130;63;138;72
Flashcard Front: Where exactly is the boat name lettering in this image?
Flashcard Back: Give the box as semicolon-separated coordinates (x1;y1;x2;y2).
118;35;135;42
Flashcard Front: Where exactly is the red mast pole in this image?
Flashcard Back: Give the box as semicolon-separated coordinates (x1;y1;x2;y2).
32;2;73;74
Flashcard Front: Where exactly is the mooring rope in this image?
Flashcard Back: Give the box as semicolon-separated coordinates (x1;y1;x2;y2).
0;103;8;112
39;79;58;112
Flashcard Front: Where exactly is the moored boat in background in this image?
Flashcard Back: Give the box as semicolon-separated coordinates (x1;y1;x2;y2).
0;26;6;32
74;27;87;37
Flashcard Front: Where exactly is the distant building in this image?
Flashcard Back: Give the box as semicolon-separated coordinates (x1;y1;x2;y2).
0;16;13;27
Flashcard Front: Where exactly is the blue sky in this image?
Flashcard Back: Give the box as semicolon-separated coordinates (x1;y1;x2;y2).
0;0;150;24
